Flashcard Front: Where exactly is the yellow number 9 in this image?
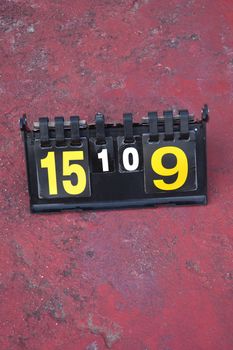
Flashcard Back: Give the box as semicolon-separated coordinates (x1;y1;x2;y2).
151;146;188;190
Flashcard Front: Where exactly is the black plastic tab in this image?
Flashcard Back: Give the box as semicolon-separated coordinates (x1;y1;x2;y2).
39;117;50;147
95;113;106;145
148;111;158;142
179;110;189;139
20;114;30;132
70;116;81;146
123;113;134;143
55;117;65;146
202;104;209;122
163;110;174;140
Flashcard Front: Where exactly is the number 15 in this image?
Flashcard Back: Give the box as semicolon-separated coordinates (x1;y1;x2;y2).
41;151;87;195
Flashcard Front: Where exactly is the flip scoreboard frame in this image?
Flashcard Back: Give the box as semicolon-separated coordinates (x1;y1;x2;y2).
20;105;209;213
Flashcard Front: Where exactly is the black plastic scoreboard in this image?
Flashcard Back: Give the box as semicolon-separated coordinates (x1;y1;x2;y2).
20;105;209;212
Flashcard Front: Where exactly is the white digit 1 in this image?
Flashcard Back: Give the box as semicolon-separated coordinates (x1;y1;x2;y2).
123;147;139;171
98;148;109;172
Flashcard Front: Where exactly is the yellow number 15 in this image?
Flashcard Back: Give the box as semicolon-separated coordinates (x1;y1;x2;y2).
41;151;87;196
151;146;188;191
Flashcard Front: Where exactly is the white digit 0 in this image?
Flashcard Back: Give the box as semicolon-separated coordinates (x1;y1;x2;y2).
122;147;139;171
98;148;109;172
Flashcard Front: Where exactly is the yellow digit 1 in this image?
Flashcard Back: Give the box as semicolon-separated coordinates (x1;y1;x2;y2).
151;146;188;190
62;151;86;195
41;152;58;195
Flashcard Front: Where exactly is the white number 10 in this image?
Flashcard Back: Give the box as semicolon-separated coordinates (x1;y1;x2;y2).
97;147;139;172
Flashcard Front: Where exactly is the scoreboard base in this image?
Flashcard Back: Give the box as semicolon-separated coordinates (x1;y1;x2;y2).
31;195;207;213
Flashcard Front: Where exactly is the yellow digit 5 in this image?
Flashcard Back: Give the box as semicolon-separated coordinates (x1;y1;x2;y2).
151;146;188;190
41;152;58;195
62;151;86;195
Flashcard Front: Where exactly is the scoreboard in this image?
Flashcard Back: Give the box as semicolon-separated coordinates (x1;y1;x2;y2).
20;105;209;212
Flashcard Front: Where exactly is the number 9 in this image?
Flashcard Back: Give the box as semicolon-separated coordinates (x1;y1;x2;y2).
151;146;188;190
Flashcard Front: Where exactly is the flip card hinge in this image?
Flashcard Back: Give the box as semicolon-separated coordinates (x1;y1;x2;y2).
32;119;87;130
144;109;190;140
95;113;106;145
20;114;31;132
201;104;209;122
123;113;134;143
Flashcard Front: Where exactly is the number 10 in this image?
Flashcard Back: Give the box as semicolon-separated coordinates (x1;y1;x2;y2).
97;147;139;172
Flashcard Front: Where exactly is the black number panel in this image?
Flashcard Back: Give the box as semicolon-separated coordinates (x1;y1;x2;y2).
117;136;143;173
142;131;197;194
35;138;91;199
89;137;115;173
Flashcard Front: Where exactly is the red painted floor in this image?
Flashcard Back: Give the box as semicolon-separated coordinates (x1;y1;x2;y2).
0;1;233;349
